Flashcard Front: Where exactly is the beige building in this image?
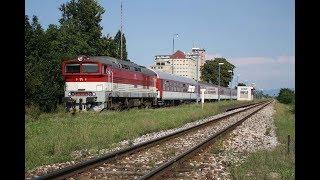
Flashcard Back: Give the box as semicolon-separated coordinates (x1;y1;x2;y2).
191;47;206;66
150;48;206;81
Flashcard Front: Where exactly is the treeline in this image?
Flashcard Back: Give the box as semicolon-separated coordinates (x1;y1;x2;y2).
25;0;128;112
277;88;295;104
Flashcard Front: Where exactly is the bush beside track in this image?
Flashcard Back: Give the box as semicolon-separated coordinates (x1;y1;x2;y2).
25;100;262;170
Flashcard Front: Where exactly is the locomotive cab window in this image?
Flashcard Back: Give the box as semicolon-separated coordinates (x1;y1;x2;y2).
82;64;99;73
66;64;80;73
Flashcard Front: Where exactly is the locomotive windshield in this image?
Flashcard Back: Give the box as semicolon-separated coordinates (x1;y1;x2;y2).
82;64;99;73
65;63;99;73
66;64;80;73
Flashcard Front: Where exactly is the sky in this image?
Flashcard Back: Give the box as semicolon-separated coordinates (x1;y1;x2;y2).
25;0;295;90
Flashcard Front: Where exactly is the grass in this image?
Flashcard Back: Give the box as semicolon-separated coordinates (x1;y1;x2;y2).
230;101;295;180
25;100;262;171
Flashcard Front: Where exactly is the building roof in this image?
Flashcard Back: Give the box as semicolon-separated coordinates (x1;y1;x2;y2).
170;50;186;59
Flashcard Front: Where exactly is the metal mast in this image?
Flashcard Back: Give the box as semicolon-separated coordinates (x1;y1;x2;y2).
120;1;123;60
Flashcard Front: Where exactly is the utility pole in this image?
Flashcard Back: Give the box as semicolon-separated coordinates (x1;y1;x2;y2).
218;62;224;101
195;56;199;103
236;74;240;87
171;34;178;74
120;1;123;60
228;70;233;99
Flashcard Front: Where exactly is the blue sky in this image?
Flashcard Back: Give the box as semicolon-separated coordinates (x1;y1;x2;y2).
25;0;295;90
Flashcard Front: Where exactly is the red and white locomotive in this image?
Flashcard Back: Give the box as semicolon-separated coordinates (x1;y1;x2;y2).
62;56;237;111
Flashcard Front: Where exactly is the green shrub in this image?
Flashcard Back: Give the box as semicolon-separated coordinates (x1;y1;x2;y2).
277;88;295;104
25;105;42;121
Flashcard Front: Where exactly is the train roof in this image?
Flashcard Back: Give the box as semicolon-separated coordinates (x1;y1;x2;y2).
198;81;236;91
198;81;219;87
150;69;197;84
90;56;157;76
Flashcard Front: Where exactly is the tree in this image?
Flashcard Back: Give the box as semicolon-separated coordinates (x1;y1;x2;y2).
25;0;122;112
58;0;105;56
114;30;128;60
200;58;235;87
25;15;32;58
25;15;32;105
277;88;295;104
43;24;66;106
25;15;47;106
25;15;64;112
99;36;118;57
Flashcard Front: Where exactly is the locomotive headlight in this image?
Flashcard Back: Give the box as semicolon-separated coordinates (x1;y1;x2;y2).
88;92;96;96
68;92;75;96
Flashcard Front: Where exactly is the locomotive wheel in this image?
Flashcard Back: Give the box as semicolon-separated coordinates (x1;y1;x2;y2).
144;101;152;109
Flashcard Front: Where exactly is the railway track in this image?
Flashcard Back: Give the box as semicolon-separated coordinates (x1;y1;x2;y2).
139;100;272;179
32;100;270;180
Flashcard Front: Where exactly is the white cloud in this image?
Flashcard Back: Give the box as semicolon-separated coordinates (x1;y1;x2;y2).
228;55;295;90
230;56;294;66
276;55;295;64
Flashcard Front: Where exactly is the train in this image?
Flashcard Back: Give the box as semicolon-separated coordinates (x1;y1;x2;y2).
62;56;237;111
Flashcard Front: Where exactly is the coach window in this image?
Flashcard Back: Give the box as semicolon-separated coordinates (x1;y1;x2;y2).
82;64;99;73
66;64;80;73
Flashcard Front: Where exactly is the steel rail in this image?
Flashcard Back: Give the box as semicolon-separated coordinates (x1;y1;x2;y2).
138;100;273;180
224;100;264;112
32;100;268;180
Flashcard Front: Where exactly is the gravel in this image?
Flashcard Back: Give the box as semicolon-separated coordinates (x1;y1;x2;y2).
164;102;278;179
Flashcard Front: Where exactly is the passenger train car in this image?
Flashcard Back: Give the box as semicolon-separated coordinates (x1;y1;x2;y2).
154;70;199;106
62;56;237;111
